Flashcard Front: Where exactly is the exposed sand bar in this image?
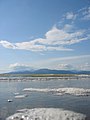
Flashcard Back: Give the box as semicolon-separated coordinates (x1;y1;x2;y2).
6;108;86;120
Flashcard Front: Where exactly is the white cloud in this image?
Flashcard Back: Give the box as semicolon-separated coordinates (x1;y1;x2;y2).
9;63;23;68
82;7;90;20
77;7;90;20
63;24;73;32
65;12;77;20
0;7;90;52
0;25;89;52
33;26;89;46
0;40;15;49
9;63;33;71
15;41;46;51
64;7;90;21
46;46;72;51
57;64;74;70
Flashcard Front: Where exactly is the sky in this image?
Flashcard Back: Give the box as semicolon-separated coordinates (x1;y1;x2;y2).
0;0;90;73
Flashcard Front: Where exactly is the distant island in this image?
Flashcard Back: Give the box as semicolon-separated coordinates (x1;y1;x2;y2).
0;68;90;77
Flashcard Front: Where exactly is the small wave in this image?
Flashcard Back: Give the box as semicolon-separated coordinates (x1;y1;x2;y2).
15;94;28;99
6;108;86;120
23;87;90;96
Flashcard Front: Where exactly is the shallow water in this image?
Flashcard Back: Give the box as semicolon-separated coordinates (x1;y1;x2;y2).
0;77;90;120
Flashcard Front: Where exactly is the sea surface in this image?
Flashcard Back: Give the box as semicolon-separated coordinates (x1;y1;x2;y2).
0;77;90;120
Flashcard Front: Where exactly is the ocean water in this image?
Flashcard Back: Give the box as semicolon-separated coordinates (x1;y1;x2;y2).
0;77;90;120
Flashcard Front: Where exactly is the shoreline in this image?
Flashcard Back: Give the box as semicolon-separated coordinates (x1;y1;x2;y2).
0;74;90;82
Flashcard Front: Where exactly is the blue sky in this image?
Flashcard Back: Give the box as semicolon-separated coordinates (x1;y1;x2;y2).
0;0;90;72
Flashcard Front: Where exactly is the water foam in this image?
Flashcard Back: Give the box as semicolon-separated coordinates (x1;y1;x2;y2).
23;87;90;96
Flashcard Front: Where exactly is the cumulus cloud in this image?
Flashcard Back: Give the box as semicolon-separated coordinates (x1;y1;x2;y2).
0;7;90;52
15;41;46;51
63;24;73;31
9;63;33;71
82;7;90;20
18;26;89;46
76;7;90;20
0;40;15;49
43;26;88;45
65;12;77;20
64;7;90;21
57;64;74;70
0;25;89;52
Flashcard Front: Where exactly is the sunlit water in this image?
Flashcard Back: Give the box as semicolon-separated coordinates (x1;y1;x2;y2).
0;77;90;120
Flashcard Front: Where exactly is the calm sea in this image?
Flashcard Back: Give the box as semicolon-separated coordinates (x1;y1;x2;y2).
0;77;90;120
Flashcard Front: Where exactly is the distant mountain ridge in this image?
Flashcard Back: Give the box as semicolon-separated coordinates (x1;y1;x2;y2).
8;68;90;74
